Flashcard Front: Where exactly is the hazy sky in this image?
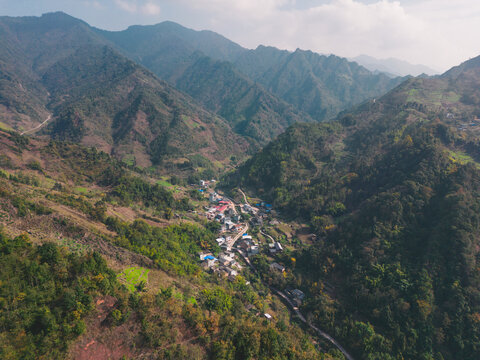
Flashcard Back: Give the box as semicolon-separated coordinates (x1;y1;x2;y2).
2;0;480;72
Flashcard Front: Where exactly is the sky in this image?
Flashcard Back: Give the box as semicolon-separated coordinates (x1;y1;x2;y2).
2;0;480;72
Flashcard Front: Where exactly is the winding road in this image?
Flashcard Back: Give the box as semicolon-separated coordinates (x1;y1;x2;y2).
232;190;355;360
21;114;52;135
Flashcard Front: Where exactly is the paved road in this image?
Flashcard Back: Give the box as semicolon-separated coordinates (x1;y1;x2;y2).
232;212;354;359
229;190;355;359
21;115;52;135
270;287;354;360
226;223;248;250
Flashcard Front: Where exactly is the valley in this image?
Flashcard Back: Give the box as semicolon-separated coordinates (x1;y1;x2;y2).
1;9;480;360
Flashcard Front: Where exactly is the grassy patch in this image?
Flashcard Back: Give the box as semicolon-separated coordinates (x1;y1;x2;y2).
445;91;460;103
406;89;420;102
157;179;173;187
117;266;150;293
122;154;135;167
0;121;13;131
448;150;480;168
74;186;88;194
58;238;92;254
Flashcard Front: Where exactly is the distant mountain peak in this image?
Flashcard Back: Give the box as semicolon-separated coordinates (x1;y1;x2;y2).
351;54;439;77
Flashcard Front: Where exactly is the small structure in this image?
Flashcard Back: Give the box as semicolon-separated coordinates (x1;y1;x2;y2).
201;258;217;269
219;253;235;266
225;220;235;230
226;267;238;277
264;313;272;320
209;192;220;203
248;245;259;256
275;242;283;252
269;243;277;254
199;252;213;261
291;289;305;301
270;262;285;272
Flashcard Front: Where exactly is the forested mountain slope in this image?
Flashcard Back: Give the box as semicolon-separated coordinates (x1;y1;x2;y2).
98;23;313;145
0;12;248;171
234;46;406;120
225;56;480;359
174;55;311;146
97;20;403;129
0;129;336;359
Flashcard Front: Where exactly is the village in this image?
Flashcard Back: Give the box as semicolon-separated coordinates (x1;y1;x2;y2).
195;179;306;312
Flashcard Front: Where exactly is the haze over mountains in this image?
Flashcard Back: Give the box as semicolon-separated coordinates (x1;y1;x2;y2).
98;21;404;124
351;54;439;77
0;12;405;167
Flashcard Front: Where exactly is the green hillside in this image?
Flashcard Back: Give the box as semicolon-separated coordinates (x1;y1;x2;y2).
175;56;311;146
0;129;336;360
0;13;248;173
98;20;403;129
225;57;480;359
235;46;406;121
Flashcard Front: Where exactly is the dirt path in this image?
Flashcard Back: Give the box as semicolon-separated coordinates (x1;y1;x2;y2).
21;114;51;135
238;188;249;205
260;229;275;243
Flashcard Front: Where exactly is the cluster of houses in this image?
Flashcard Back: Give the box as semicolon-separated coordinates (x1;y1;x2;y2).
199;250;243;281
236;233;259;256
243;202;278;227
205;192;243;233
199;179;216;188
446;113;480;132
195;184;307;308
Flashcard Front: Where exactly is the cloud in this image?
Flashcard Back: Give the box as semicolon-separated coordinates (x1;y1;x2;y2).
83;1;103;9
115;0;137;13
114;0;160;15
141;2;161;15
164;0;480;71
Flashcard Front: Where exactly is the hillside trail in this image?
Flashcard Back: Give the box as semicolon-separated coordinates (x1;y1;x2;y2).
21;114;52;135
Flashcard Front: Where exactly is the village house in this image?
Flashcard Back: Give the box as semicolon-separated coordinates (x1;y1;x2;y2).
270;262;285;272
209;192;220;203
199;252;213;261
201;258;217;270
291;289;305;300
248;245;259;256
219;253;235;266
275;242;283;252
269;243;276;254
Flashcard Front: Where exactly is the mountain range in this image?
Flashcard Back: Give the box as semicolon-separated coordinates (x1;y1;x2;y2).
225;54;480;359
99;22;404;124
0;12;407;169
2;10;480;360
351;54;439;77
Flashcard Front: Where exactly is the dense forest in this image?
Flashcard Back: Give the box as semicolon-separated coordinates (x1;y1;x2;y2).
225;56;480;359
